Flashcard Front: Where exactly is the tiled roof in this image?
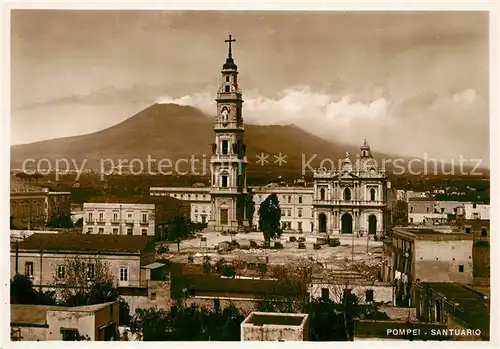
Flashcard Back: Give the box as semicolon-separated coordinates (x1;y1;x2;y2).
16;233;155;253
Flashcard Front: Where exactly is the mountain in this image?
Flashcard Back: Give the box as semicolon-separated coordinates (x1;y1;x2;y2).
10;103;487;177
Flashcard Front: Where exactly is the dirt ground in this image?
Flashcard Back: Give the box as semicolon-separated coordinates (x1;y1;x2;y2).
159;230;383;270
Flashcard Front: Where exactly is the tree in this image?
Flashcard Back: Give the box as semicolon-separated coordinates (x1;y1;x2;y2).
130;303;245;341
54;255;118;307
391;200;408;228
203;255;212;274
75;217;84;227
257;259;316;313
130;308;172;341
258;193;282;245
169;216;192;253
10;274;57;305
54;255;131;325
305;298;350;341
46;214;74;228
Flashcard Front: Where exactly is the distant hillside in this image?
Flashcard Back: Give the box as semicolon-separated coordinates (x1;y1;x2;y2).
10;103;487;177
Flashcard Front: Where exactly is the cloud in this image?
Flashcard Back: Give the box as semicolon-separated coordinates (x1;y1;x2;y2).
156;86;390;126
453;88;477;104
155;86;488;164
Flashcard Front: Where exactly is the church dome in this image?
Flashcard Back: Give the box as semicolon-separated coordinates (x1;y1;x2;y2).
223;58;238;70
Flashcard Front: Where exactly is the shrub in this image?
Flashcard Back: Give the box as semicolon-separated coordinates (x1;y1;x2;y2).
298;237;306;243
221;264;236;278
298;242;306;249
258;263;268;276
157;245;169;254
274;242;284;249
249;240;258;248
289;236;297;242
313;243;321;250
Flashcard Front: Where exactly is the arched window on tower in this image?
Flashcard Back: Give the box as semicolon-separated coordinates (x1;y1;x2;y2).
221;140;229;155
221;173;229;188
225;85;230;93
320;188;326;201
370;188;376;201
344;188;351;201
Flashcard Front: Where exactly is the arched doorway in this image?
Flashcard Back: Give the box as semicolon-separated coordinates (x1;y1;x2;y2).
318;213;327;233
341;213;353;234
220;204;229;225
368;215;377;235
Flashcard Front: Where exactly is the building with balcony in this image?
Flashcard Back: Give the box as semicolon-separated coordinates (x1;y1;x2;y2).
10;233;155;292
312;141;389;237
83;202;155;236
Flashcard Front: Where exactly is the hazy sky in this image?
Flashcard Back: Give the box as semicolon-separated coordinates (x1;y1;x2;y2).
11;10;489;163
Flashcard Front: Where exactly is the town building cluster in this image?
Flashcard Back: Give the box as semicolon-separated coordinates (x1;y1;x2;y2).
9;36;490;342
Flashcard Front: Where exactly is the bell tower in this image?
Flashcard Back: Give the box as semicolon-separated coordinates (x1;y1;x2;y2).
208;34;249;232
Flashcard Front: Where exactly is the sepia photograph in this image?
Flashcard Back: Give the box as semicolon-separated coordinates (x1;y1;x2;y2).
3;4;496;344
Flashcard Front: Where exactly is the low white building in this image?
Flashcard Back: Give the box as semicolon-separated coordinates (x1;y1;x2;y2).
83;203;155;236
11;302;119;341
241;312;309;341
463;203;490;220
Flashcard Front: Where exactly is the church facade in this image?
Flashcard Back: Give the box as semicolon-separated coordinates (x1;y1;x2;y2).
312;141;388;237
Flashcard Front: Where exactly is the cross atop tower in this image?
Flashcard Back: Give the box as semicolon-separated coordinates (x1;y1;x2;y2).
225;34;236;58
